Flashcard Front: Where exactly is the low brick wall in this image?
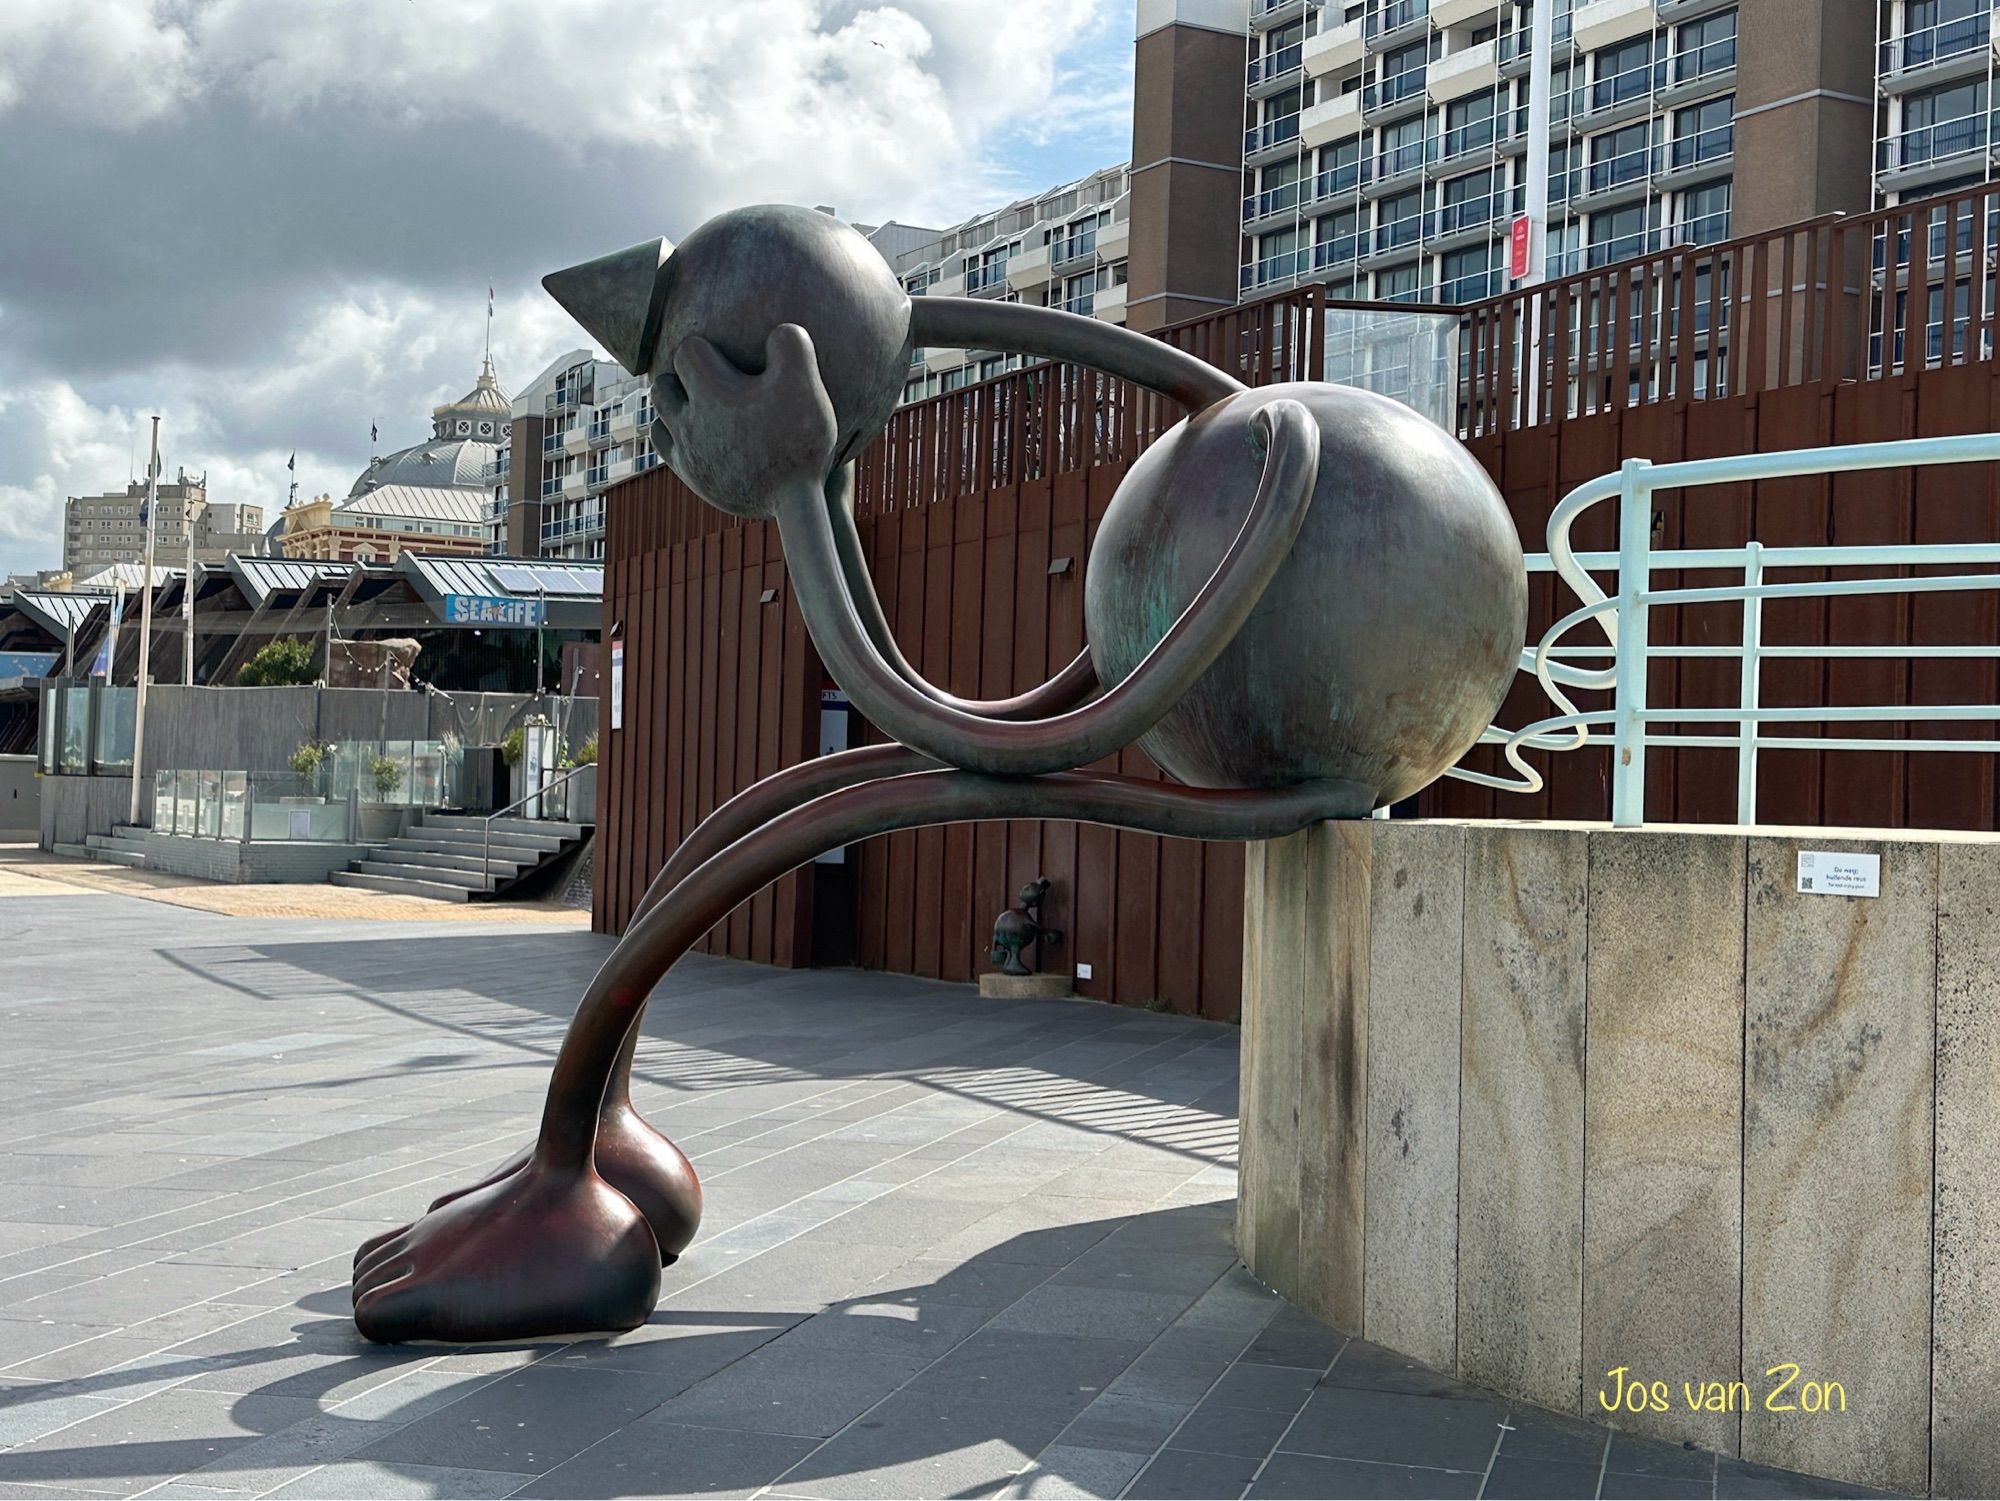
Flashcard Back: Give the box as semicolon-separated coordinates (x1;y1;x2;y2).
144;833;366;884
1239;820;2000;1498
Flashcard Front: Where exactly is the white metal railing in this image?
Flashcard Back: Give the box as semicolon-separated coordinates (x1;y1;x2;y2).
1459;433;2000;827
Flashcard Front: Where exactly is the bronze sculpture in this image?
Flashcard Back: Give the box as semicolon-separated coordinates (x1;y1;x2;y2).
989;878;1061;977
350;205;1526;1343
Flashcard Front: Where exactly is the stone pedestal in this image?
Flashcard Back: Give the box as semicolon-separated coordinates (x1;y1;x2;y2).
1239;819;2000;1499
978;973;1075;1001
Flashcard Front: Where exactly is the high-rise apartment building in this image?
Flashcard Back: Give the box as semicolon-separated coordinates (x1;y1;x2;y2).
1875;0;2000;204
492;351;664;561
872;165;1134;403
63;472;265;572
1237;0;1873;304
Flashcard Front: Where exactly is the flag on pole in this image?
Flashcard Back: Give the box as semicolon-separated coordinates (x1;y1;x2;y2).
488;286;495;316
287;451;296;473
370;422;378;445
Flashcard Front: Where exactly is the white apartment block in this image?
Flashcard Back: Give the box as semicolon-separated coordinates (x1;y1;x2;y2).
493;351;664;561
1875;0;2000;202
1242;0;1742;304
871;165;1135;404
63;472;266;572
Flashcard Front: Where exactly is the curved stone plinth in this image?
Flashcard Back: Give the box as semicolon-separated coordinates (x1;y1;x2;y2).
1239;819;2000;1499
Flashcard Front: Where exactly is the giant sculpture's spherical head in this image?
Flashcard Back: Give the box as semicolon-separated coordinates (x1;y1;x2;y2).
650;205;912;511
1084;383;1526;806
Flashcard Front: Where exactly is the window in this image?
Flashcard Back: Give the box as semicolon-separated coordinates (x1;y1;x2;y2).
1670;95;1732;170
1588;200;1659;266
1677;179;1731;245
1443;89;1499;159
1380;114;1430;176
1672;9;1735;82
1374;262;1424;302
1441;243;1502;303
1587;120;1654;192
1593;36;1654;111
1897;79;1990;168
1375;189;1424;251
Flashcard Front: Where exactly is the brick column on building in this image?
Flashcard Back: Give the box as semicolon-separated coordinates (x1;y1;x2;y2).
1126;0;1250;333
1730;0;1876;234
505;413;547;556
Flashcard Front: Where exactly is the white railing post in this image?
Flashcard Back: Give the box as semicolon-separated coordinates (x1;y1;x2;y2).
1611;458;1654;828
1735;540;1764;826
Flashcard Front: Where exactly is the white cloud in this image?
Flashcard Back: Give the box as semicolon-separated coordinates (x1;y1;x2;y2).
0;0;1131;577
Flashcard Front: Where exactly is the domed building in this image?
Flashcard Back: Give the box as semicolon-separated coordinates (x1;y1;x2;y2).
282;362;510;563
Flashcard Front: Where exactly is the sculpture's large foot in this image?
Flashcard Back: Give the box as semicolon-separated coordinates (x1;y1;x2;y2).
354;1110;701;1272
351;1158;661;1344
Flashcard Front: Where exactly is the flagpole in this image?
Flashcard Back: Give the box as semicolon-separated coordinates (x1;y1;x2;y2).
129;416;161;827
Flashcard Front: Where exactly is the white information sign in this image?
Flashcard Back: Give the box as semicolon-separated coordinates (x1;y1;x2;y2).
1797;850;1880;898
610;640;624;732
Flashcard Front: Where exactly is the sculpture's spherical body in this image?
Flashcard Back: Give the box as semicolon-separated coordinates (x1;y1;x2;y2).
651;205;912;476
1085;384;1526;805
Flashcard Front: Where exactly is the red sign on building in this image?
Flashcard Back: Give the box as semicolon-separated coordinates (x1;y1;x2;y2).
1510;215;1532;280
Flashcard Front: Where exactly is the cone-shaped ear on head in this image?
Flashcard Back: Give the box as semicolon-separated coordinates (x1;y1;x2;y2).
541;238;675;377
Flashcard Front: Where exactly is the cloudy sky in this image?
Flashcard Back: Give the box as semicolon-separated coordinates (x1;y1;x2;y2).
0;0;1133;577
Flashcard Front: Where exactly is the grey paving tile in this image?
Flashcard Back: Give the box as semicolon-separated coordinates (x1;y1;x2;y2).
648;1344;920;1438
1124;1446;1262;1499
1320;1336;1487;1399
1603;1474;1718;1500
1202;1361;1322;1413
870;1256;1056;1310
987;1285;1198;1344
1498;1406;1614;1466
1056;1393;1193;1455
1607;1435;1719;1482
265;1461;535;1499
775;1389;1074;1499
1280;1388;1509;1471
1713;1457;1889;1499
920;1329;1147;1417
1001;1444;1150;1499
512;1417;818;1498
352;1365;670;1476
1483;1454;1605;1497
1167;1398;1296;1459
1237;1305;1345;1372
0;1389;323;1497
1245;1452;1483;1499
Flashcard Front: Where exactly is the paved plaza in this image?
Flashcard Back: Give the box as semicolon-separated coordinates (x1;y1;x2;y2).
0;860;1874;1499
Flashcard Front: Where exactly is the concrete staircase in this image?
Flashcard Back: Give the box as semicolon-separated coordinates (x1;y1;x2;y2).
330;812;589;902
51;824;150;867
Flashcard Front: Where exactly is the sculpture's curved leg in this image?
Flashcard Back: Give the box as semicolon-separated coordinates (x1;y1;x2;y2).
825;463;1099;719
352;768;1370;1343
354;744;938;1275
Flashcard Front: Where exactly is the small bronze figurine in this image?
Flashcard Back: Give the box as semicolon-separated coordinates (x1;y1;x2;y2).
990;879;1063;976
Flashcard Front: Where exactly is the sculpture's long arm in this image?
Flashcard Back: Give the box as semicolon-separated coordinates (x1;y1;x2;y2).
824;464;1100;721
776;398;1320;777
908;297;1245;413
532;770;1368;1173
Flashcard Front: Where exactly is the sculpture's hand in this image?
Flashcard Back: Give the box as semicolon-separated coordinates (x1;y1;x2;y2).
653;324;839;518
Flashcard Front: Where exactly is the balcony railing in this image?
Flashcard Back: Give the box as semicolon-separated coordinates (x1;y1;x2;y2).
1365;0;1428;42
1375;214;1424;253
1879;111;1995;174
1587;56;1662;113
1433;190;1511;237
1050;233;1098;269
1880;11;1992;76
1666;34;1736;86
1584;139;1658;195
1246;114;1303;154
1666;121;1733;171
965;262;1010;292
1440;267;1505;303
1245;179;1305;222
1249;41;1305;86
1364;69;1429;113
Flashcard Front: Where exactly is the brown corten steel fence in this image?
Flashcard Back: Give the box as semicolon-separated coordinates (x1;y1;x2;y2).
600;183;2000;1014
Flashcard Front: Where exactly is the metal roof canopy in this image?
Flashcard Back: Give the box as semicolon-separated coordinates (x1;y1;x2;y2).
14;590;109;639
398;554;603;628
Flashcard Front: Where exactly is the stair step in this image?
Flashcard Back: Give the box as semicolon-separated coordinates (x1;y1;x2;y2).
92;848;147;868
414;824;569;855
368;845;532;876
331;871;472;902
424;813;588;842
353;861;495;891
109;824;151;843
51;842;97;860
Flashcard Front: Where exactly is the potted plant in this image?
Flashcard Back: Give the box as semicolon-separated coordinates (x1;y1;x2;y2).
284;740;329;804
356;752;411;842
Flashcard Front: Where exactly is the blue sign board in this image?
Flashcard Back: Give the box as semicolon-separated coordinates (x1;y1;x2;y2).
0;651;57;683
443;593;546;627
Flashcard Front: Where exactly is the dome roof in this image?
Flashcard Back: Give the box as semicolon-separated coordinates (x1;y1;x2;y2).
347;359;510;500
348;436;494;498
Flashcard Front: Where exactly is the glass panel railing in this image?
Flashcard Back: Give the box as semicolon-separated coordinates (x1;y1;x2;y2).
92;685;135;771
59;685;89;773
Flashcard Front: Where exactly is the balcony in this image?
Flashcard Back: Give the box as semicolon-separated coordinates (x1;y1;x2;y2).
1579;139;1659;201
1572;0;1657;53
1249;40;1305;94
1241;245;1311;292
1373;213;1425;255
1095;281;1128;325
1430;189;1512;245
1880;12;1996;94
1657;33;1735;101
1005;242;1053;291
1368;133;1437;190
1878;111;1997;193
925;345;969;372
965;261;1009;294
1362;68;1430;122
1428;38;1498;100
1365;0;1430;50
1097;214;1130;262
1301;90;1365;149
1050;233;1098;272
609;404;638;437
1252;0;1312;24
1244;178;1305;228
1657;120;1732;182
1432;0;1499;25
1584;55;1665;120
562;424;591;456
1245;112;1304;162
1440;267;1506;302
1303;15;1366;76
933;272;967;297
